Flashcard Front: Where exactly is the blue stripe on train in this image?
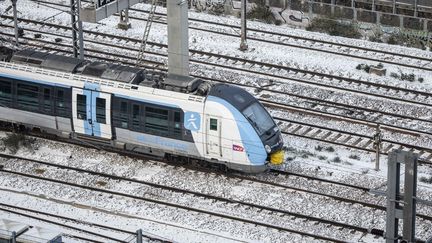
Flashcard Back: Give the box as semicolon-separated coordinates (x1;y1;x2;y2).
83;82;101;136
206;96;266;165
0;73;70;88
83;89;93;136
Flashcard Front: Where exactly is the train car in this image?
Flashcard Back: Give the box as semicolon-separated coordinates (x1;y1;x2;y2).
0;49;284;173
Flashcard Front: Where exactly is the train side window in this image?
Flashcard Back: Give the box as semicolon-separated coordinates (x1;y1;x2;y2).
145;106;169;136
173;111;182;138
76;94;87;120
120;101;128;128
56;89;66;116
210;118;218;131
132;104;140;130
17;83;39;111
96;98;106;124
0;80;12;106
43;88;51;113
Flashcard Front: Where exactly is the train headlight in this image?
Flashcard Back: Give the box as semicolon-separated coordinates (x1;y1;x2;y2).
265;145;271;153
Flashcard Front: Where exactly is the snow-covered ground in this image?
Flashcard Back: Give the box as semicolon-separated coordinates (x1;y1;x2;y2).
1;0;432;242
0;133;431;242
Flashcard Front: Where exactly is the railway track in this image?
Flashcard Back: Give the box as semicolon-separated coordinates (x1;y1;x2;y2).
1;152;431;227
0;203;138;243
0;3;430;241
2;14;432;108
272;114;432;166
0;160;380;242
2;19;432;132
2;15;432;111
30;0;432;72
131;4;432;71
2;27;432;166
0;152;408;242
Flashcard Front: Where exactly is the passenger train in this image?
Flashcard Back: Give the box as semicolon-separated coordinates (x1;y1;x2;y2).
0;48;284;173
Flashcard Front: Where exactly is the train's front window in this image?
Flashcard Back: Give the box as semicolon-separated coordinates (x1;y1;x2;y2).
242;102;274;136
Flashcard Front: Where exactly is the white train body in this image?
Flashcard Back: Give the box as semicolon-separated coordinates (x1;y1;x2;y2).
0;51;284;173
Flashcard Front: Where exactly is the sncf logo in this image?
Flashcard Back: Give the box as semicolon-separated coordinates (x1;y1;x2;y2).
233;144;244;152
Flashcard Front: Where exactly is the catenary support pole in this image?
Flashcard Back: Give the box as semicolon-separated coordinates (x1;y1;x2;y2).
118;9;131;29
167;0;190;76
403;152;417;242
386;151;400;243
386;150;418;243
11;0;19;46
70;0;84;59
240;0;248;51
12;231;16;243
136;229;142;243
374;124;382;171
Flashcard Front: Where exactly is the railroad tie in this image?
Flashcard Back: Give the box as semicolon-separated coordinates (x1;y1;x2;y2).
283;123;293;131
300;127;313;136
362;139;374;149
383;144;394;153
341;135;353;144
397;145;406;151
291;125;303;134
311;129;322;138
330;133;342;142
351;137;363;146
320;131;333;140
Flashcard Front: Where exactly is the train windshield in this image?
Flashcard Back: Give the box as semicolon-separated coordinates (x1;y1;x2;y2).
242;102;275;136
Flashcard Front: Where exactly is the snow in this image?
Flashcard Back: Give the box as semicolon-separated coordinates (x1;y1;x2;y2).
0;0;432;241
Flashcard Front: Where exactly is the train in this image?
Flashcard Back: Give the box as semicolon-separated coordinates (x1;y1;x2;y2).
0;47;284;173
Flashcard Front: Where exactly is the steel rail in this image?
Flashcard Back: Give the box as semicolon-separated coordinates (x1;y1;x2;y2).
0;206;129;242
2;15;432;109
2;24;432;163
0;168;358;243
1;152;431;223
2;20;432;135
29;0;432;71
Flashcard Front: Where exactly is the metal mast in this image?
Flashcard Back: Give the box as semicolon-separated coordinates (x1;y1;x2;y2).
136;0;157;65
11;0;19;46
70;0;84;59
240;0;248;51
167;0;189;76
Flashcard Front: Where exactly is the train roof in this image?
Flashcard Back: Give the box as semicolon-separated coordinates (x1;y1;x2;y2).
3;49;216;96
6;48;213;96
208;83;256;111
11;49;147;84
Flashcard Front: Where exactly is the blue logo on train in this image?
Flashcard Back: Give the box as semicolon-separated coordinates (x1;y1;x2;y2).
184;112;201;131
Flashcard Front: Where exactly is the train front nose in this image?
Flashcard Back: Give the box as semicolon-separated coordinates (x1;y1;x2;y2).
269;149;285;165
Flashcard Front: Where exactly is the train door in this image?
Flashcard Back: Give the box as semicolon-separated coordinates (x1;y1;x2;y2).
72;88;112;139
206;116;222;157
